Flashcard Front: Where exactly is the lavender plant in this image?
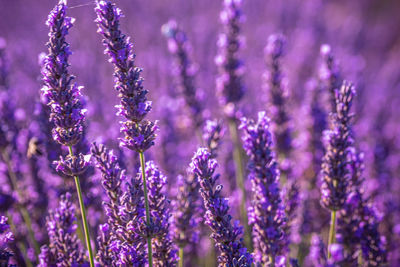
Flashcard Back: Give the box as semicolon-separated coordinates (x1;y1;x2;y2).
215;0;250;247
95;0;158;265
91;143;147;265
0;0;398;266
0;36;40;261
263;34;299;253
320;82;354;259
40;1;93;265
337;148;387;265
145;161;178;266
319;45;342;113
38;193;87;266
162;20;205;134
191;148;253;266
240;112;287;266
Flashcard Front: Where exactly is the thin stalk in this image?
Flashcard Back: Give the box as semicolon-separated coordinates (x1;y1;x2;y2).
1;150;40;258
269;255;275;267
327;210;337;259
75;214;86;245
7;212;33;267
178;246;184;267
195;129;204;146
358;251;363;265
227;119;251;249
68;146;94;267
139;151;153;267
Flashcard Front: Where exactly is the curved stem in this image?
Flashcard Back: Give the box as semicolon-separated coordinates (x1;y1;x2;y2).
179;246;184;267
327;210;337;259
1;150;40;258
139;151;153;267
68;146;95;267
227;119;251;249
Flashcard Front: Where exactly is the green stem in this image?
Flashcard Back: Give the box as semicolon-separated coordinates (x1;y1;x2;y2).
139;151;153;267
195;129;204;146
179;246;184;267
7;212;33;267
327;210;337;259
68;146;94;267
1;150;40;258
227;119;251;249
269;255;275;267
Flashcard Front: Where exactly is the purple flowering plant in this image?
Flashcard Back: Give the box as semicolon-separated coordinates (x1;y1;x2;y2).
0;0;397;266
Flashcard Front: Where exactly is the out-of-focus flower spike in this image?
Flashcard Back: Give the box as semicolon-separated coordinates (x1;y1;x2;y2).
240;112;287;265
319;44;342;112
215;0;246;117
202;119;225;159
263;34;293;171
337;148;387;266
162;20;206;131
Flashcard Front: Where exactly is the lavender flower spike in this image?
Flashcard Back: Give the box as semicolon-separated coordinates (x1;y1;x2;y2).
42;0;86;148
319;44;342;112
92;143;147;265
41;1;94;265
162;20;205;130
240;112;287;265
203;119;225;159
172;173;201;266
144;161;178;266
95;0;157;153
337;149;387;265
95;1;158;265
215;0;246;116
38;193;87;267
321;81;355;260
320;81;354;211
264;34;293;159
190;148;252;266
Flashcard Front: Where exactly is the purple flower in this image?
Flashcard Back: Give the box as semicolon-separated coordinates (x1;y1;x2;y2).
215;0;246;117
92;143;147;265
320;82;354;211
172;173;201;249
203;119;225;159
41;0;86;147
263;35;299;252
0;216;14;266
263;34;293;167
190;148;252;266
119;120;157;153
319;44;342;113
162;20;205;129
144;161;178;266
0;40;20;151
54;153;91;177
240;112;287;265
95;0;157;153
337;148;387;265
38;193;87;266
